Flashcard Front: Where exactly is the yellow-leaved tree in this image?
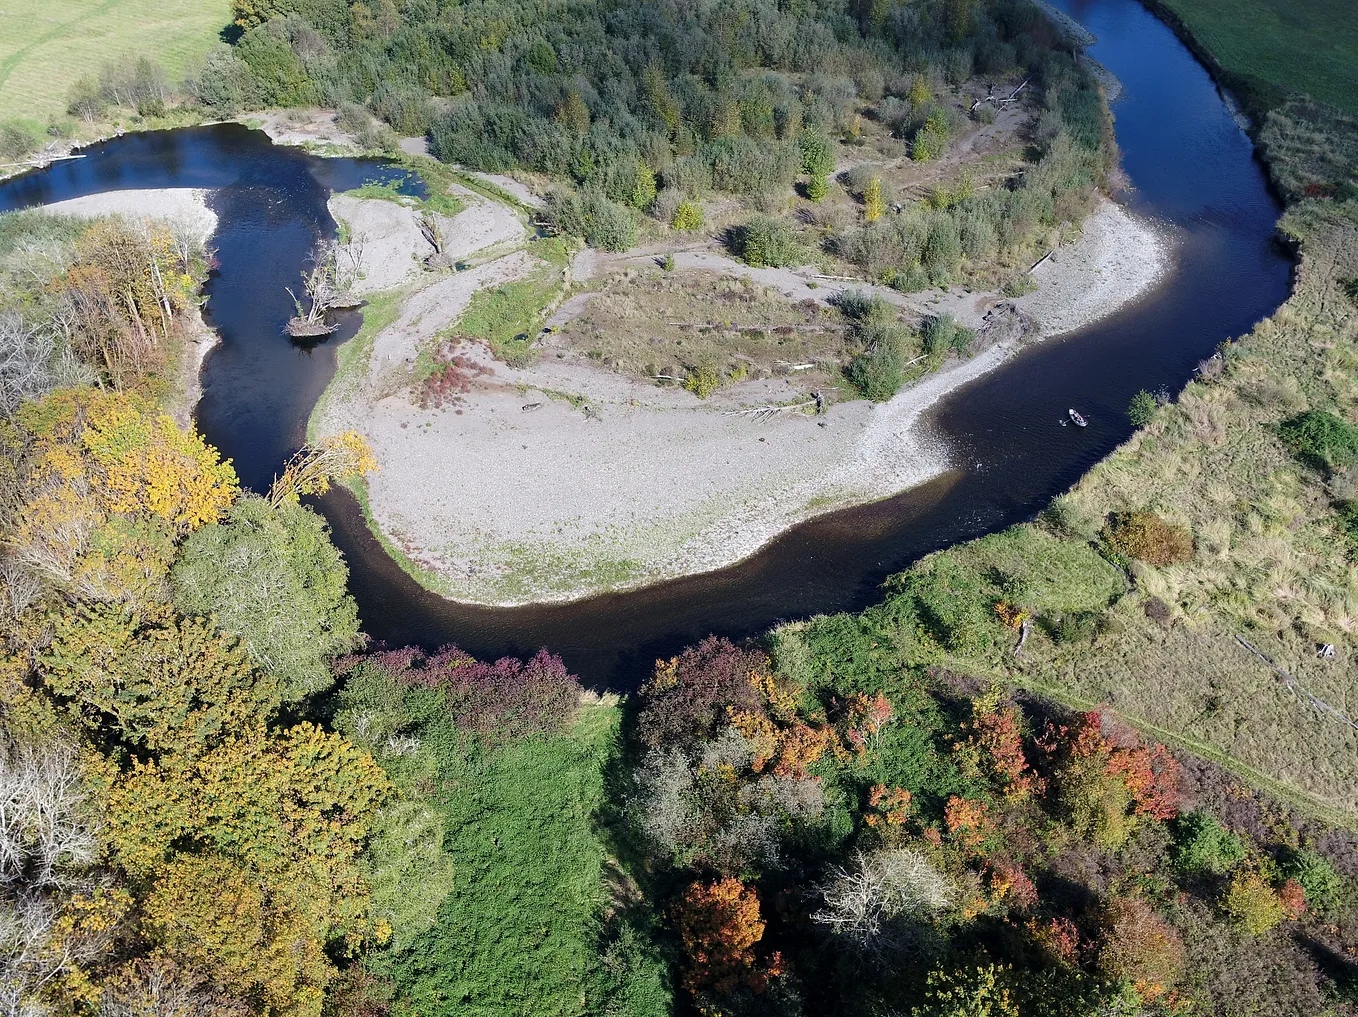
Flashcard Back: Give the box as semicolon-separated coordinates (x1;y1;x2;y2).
5;389;238;602
107;723;393;1017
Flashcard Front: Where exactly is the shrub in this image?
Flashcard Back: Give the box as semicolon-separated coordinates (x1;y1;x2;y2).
584;195;639;251
635;636;767;748
921;314;975;355
806;174;828;201
546;190;638;251
845;326;911;401
1337;501;1358;557
671;200;704;231
1102;511;1193;566
1052;611;1100;645
630;164;658;209
1049;712;1180;850
1281;848;1344;915
732;214;799;267
341;644;583;742
0;122;37;162
1128;389;1157;426
683;365;721;398
1279;409;1358;471
1172;811;1246;876
1221;870;1288;936
1096;896;1184;989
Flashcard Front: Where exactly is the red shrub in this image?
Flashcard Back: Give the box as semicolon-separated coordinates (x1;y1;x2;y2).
636;636;767;748
415;343;492;410
1279;879;1307;920
351;644;582;740
1028;915;1081;966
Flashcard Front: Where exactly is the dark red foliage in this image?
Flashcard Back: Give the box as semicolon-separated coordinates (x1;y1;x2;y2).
635;636;767;748
360;644;582;740
416;344;492;410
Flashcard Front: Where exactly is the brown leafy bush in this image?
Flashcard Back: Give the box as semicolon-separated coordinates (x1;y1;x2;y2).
1096;895;1184;994
635;636;766;749
1102;511;1194;566
414;343;491;410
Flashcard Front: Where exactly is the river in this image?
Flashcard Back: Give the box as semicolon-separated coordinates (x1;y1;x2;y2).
0;0;1291;688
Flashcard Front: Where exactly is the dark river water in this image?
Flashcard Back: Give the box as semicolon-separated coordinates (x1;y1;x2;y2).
0;0;1291;689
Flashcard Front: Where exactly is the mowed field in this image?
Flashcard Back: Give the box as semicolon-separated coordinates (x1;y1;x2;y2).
1156;0;1358;113
0;0;232;122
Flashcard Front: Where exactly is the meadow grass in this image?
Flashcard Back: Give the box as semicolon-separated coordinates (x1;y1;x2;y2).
370;701;670;1017
453;237;571;365
0;0;231;123
1152;0;1358;114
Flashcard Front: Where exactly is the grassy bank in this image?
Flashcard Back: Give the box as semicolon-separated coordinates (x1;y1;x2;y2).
335;661;670;1016
0;0;230;123
1145;0;1358;115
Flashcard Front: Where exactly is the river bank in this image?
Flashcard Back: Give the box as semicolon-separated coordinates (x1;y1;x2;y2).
35;187;220;428
314;189;1169;606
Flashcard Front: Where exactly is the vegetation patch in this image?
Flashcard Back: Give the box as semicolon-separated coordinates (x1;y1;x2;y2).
453;238;569;366
552;267;843;387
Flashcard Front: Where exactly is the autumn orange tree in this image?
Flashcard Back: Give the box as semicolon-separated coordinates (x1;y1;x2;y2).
674;877;782;1006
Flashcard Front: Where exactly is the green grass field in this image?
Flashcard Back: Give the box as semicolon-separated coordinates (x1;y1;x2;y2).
1155;0;1358;113
0;0;231;123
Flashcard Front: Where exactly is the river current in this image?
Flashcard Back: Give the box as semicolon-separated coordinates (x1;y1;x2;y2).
0;0;1291;687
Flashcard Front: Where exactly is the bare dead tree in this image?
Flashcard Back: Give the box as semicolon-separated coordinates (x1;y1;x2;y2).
285;240;345;338
0;737;100;891
165;216;205;275
811;848;953;958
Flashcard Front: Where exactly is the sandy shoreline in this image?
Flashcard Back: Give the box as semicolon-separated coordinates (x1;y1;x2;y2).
316;191;1169;606
35;188;221;428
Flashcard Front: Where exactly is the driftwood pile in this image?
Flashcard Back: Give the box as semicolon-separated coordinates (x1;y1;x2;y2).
285;238;361;338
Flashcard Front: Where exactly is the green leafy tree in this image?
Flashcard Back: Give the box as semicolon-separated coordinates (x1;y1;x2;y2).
1128;389;1157;426
171;495;362;701
671;200;704;230
38;603;281;756
1172;810;1245;876
911;964;1019;1017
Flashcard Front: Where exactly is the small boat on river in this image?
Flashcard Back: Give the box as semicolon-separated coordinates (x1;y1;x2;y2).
1068;409;1088;427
